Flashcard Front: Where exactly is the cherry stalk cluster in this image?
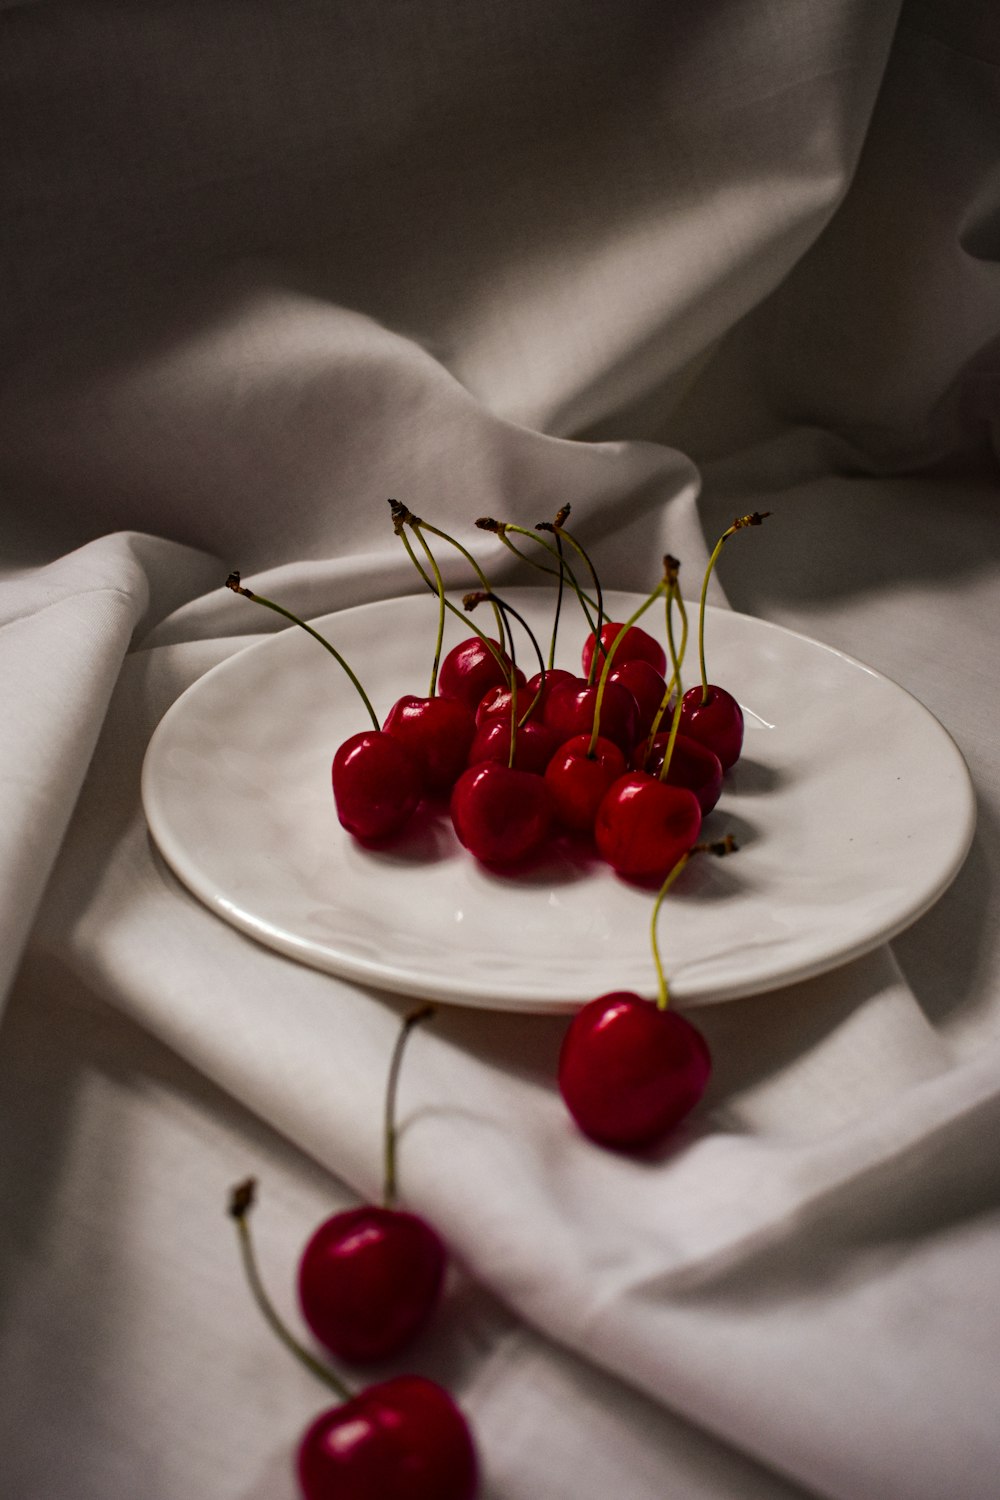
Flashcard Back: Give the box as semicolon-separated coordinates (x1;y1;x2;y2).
227;502;766;885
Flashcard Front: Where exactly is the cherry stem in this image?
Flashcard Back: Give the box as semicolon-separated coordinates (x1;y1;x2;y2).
696;512;770;704
412;512;507;651
549;529;566;670
665;572;688;697
633;564;687;772
540;517;605;685
391;507;515;684
587;577;666;758
225;574;379;731
228;1179;353;1401
466;591;547;762
654;579;689;784
409;525;448;699
384;1004;435;1209
476;517;599;636
650;836;738;1009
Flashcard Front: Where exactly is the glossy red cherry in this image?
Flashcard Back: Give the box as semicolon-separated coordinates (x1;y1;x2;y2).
607;659;669;738
680;684;744;770
474;676;532;727
297;1375;478;1500
332;731;424;841
544;734;627;833
524;667;579;719
594;773;701;881
543;679;640;756
383;695;476;796
582;621;667;678
559;991;711;1148
467;716;559;774
437;636;515;711
637;732;724;816
450;762;552;864
298;1206;446;1365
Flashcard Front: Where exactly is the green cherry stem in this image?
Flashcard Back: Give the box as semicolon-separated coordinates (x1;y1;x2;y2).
549;528;566;670
228;1179;352;1400
476;517;599;636
409;526;448;699
650;836;738;1010
666;572;689;693
640;567;688;772
696;511;771;704
539;515;605;684
390;503;515;683
409;508;507;650
654;572;689;783
384;1003;435;1210
466;590;547;762
225;574;379;731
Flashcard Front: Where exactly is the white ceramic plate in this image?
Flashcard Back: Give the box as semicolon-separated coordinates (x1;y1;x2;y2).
141;588;975;1011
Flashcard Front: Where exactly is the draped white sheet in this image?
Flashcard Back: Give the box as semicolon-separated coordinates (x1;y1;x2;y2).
2;4;999;1498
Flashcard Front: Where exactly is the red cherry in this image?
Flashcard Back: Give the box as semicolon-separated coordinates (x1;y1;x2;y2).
559;991;711;1148
594;773;702;881
607;659;668;738
383;696;476;796
332;731;424;841
467;716;560;774
297;1374;478;1500
679;685;744;770
543;679;640;756
524;668;580;719
298;1206;446;1365
582;622;667;678
450;762;552;865
544;734;627;832
474;676;532;727
437;636;516;711
637;732;724;816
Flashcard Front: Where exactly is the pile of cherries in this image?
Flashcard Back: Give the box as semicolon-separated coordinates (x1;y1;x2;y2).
228;502;763;886
226;503;767;1498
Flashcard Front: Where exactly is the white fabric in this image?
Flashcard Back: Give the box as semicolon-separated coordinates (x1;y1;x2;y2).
2;3;999;1498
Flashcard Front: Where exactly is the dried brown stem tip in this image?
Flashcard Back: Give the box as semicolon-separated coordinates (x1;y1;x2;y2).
694;834;739;857
388;497;419;533
228;1177;257;1220
226;571;254;598
475;516;505;536
733;511;771;530
663;554;681;587
553;504;572;528
463;590;489;611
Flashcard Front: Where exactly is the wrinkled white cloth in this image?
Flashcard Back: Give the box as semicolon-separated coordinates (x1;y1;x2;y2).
2;4;999;1499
